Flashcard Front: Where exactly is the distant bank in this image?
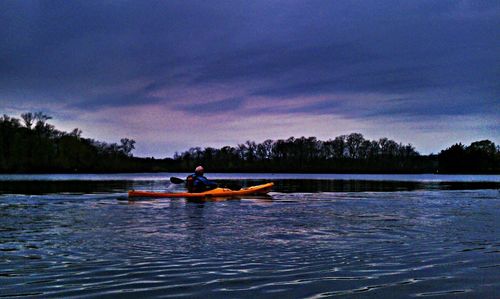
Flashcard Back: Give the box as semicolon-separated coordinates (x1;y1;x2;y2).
1;113;498;174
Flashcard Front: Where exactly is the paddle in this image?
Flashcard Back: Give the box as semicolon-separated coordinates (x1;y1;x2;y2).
170;176;185;184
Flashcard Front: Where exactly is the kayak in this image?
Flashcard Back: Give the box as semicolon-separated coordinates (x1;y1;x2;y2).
128;182;274;198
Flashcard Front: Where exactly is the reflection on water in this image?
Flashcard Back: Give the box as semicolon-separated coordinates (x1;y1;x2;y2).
0;174;499;298
0;180;137;195
1;176;499;195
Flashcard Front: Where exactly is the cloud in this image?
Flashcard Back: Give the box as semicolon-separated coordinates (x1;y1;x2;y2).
0;0;498;156
175;97;245;115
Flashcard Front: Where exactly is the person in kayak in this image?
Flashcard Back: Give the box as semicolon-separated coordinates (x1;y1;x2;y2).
186;166;218;193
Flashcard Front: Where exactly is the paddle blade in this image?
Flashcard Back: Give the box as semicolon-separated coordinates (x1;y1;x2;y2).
170;177;185;184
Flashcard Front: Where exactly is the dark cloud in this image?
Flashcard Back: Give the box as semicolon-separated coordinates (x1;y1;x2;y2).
193;42;375;83
249;94;496;120
2;1;498;96
176;97;245;115
68;92;162;110
251;65;439;98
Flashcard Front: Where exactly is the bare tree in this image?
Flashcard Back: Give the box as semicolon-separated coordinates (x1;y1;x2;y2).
120;138;136;157
21;112;35;129
346;133;364;159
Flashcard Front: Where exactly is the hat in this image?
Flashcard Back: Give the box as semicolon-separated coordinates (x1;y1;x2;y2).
195;166;204;174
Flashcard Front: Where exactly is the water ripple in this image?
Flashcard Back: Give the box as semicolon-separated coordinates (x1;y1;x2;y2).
0;186;499;298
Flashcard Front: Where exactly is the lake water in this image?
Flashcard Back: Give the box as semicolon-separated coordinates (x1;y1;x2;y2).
0;173;499;298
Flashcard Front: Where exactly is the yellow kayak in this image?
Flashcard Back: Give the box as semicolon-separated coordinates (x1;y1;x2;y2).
128;182;274;198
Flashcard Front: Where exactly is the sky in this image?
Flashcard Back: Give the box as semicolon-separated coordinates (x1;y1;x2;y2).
1;0;498;157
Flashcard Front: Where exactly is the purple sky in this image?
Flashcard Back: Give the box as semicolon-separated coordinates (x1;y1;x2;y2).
1;0;499;157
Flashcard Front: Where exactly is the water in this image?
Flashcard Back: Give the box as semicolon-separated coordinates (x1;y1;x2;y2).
0;173;499;298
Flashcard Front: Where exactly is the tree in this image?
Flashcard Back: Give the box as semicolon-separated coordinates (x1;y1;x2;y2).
31;112;55;137
468;140;496;156
465;140;498;172
379;138;398;157
245;140;257;162
70;128;83;138
34;112;52;127
331;135;346;159
120;138;136;157
21;112;35;129
346;133;364;159
256;139;273;161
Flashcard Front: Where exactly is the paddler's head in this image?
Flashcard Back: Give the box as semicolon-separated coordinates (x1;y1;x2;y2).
195;165;204;175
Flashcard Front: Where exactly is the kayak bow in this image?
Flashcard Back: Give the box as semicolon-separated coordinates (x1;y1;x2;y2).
128;182;274;198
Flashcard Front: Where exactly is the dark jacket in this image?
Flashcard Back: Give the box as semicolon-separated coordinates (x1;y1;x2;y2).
186;174;217;192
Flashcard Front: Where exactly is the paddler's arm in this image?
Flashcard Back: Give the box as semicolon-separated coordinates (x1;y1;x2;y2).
196;176;218;188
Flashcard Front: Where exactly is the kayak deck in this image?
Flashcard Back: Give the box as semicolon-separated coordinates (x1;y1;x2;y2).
128;182;274;198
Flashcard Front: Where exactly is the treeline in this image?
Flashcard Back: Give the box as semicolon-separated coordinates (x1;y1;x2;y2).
0;113;168;173
172;134;436;173
438;140;499;173
172;137;499;174
1;113;498;173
